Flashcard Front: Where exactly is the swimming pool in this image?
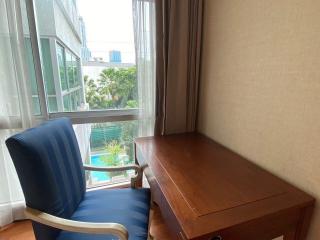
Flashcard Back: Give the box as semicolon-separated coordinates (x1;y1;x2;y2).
90;155;111;182
89;153;134;184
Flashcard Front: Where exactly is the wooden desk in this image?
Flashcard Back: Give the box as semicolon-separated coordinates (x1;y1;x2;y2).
135;133;315;240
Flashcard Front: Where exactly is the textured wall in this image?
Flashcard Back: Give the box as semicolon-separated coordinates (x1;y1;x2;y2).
198;0;320;239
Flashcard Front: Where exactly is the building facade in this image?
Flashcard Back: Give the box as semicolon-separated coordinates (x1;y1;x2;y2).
23;0;86;114
23;0;90;161
79;16;91;62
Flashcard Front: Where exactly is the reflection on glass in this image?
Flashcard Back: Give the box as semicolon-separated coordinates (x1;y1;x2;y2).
66;51;74;88
63;94;71;111
57;43;68;91
24;38;41;115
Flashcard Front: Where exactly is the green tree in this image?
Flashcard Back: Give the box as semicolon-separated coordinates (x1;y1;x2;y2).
125;100;138;108
84;67;138;109
100;141;124;166
100;141;126;178
84;75;113;109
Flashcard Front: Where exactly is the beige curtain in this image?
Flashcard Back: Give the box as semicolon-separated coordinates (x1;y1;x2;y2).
0;0;36;226
133;0;156;137
155;0;203;135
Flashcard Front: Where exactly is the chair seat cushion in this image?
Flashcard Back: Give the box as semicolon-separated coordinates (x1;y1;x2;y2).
57;188;151;240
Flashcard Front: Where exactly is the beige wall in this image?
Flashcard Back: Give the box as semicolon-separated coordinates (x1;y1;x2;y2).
198;0;320;239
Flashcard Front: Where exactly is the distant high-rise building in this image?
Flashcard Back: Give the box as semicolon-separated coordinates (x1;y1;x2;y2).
79;17;91;62
109;50;122;63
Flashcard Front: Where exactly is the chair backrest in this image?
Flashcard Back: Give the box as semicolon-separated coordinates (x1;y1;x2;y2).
6;118;86;239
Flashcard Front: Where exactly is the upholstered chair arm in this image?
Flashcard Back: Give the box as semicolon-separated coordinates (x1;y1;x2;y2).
83;164;142;188
25;207;128;240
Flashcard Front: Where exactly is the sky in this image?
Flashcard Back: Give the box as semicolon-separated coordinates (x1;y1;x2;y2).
78;0;136;63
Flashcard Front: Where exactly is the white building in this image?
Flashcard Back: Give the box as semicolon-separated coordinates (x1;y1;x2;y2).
23;0;91;162
23;0;85;114
79;16;91;62
82;61;135;80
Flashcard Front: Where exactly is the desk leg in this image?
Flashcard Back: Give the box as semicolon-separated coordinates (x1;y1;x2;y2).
284;231;296;240
284;204;314;240
134;144;143;188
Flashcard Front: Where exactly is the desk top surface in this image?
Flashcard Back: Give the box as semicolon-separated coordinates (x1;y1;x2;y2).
135;133;314;239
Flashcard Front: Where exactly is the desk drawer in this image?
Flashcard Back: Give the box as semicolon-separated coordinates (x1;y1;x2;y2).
143;166;184;239
207;207;301;240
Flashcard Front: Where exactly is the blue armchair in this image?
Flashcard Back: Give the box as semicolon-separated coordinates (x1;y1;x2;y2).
6;118;152;240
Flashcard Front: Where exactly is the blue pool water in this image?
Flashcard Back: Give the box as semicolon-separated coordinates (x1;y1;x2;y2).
90;155;111;182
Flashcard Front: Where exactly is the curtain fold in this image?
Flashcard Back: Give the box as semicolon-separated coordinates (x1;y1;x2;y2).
0;0;35;227
155;0;204;135
132;0;156;137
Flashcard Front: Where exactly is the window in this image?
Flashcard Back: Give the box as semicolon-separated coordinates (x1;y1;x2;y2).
25;37;60;114
57;44;68;91
57;45;83;112
73;56;80;87
63;95;71;111
66;51;74;89
40;39;58;113
48;97;58;113
24;38;41;115
1;0;155;194
23;0;141;187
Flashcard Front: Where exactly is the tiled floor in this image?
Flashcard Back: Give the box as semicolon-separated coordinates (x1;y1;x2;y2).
0;205;177;240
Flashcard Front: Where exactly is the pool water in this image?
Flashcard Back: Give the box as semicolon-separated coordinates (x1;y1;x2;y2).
90;155;111;182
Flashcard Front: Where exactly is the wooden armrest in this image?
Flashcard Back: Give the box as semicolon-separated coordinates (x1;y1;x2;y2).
83;164;142;188
25;207;128;240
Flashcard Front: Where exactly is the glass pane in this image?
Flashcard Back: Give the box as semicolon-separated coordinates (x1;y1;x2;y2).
24;38;41;115
33;0;86;113
16;0;44;116
79;0;138;110
28;0;138;113
48;96;58;112
74;120;138;187
32;97;41;115
73;56;79;87
66;51;74;89
40;39;56;95
63;94;71;111
57;44;68;91
70;91;77;111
